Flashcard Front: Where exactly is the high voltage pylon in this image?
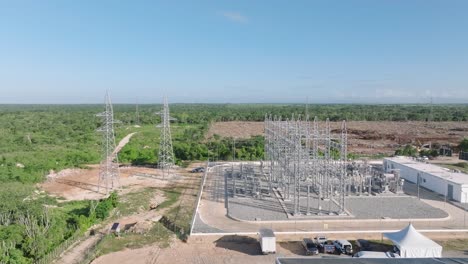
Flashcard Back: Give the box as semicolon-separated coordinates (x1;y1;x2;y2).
156;96;175;173
135;98;140;125
96;91;120;194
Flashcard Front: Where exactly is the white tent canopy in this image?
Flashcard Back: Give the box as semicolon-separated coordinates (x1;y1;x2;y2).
383;224;442;258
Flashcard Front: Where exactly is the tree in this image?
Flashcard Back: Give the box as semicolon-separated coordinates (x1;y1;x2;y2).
395;145;417;157
459;138;468;152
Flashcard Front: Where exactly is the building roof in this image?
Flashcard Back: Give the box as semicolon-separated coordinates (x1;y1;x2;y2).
276;257;468;264
385;156;468;185
259;228;275;237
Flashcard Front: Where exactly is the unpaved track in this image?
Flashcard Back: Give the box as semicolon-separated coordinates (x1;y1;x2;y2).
57;234;103;264
113;132;137;156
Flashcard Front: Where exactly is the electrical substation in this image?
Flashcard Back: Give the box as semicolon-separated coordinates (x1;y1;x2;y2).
219;115;405;218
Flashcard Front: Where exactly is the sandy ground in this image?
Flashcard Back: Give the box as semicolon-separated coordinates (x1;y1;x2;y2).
91;236;468;264
92;239;280;264
206;121;468;155
40;165;174;201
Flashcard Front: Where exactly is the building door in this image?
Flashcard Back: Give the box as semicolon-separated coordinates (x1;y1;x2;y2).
447;184;454;200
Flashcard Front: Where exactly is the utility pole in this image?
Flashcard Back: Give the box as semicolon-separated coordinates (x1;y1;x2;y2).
96;90;120;194
429;96;433;122
463;192;467;228
135;98;140;125
417;174;420;200
232;138;236;161
156;96;175;177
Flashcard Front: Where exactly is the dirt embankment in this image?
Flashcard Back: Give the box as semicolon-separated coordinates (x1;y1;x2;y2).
206;121;468;155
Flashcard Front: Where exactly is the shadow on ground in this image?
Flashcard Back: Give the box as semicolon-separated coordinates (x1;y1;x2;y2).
214;235;261;256
279;241;304;255
368;240;394;252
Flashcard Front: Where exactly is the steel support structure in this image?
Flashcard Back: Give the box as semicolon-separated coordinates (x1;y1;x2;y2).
97;91;120;194
156;96;175;172
264;114;348;215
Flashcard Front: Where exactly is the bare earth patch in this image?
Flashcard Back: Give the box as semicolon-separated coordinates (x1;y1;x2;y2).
40;166;172;201
206;121;468;155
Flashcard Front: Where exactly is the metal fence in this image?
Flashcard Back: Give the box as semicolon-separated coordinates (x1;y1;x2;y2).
35;231;84;264
459;151;468;161
77;234;106;264
189;161;209;235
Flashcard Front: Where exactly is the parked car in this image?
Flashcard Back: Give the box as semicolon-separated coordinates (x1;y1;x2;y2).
302;238;319;255
314;236;328;245
333;240;353;255
190;167;205;173
318;241;336;254
356;239;372;251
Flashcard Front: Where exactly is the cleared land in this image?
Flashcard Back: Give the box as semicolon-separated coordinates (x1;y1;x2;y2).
47;163;203;264
90;236;468;264
206;121;468;155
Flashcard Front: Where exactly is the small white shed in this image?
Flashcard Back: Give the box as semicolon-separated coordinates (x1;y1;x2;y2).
258;228;276;254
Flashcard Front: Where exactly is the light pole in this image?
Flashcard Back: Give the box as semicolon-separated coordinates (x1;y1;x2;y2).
232;138;236;161
464;192;467;228
417;173;420;200
444;178;447;209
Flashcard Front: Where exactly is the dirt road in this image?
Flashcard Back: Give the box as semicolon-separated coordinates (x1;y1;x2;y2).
58;234;103;264
113;132;137;156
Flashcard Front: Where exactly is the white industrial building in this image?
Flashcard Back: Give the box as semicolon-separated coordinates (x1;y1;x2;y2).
384;156;468;203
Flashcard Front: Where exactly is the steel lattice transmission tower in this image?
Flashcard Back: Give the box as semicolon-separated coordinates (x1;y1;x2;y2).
156;96;175;171
96;91;120;194
135;98;140;125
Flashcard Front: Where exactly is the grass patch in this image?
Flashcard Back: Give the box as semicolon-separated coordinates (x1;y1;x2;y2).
163;186;198;235
437;239;468;251
115;188;155;216
366;240;394;252
165;203;194;233
157;188;182;210
350;153;389;160
116;187;182;216
95;222;173;256
439;163;468;174
58;200;90;215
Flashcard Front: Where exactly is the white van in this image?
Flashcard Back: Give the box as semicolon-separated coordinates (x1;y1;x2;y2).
333;240;353;255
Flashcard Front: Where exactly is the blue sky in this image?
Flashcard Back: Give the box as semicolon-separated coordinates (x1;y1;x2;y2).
0;0;467;104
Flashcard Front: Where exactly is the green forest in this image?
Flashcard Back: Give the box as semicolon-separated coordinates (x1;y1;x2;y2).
0;103;467;262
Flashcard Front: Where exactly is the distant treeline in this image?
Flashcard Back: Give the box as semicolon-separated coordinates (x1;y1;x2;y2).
1;103;467;183
1;103;467;123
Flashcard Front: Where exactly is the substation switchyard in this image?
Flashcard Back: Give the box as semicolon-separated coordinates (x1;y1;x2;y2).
222;114;405;218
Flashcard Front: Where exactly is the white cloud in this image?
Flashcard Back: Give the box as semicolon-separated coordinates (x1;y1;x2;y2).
220;11;248;24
